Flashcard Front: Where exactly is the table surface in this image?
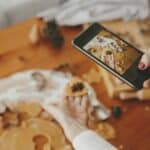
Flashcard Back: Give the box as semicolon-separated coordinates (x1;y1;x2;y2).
0;18;150;150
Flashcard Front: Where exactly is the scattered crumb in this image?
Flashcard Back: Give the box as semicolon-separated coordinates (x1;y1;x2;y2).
82;68;101;84
29;24;41;44
33;134;49;150
118;144;124;150
0;116;3;135
3;111;19;127
144;106;150;111
54;63;69;70
95;122;116;140
54;63;74;73
88;119;98;129
18;112;29;123
18;56;27;62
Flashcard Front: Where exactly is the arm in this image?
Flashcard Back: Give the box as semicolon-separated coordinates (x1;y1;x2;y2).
73;130;117;150
43;104;117;150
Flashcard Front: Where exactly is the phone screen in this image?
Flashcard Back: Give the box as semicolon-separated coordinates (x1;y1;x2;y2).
83;30;141;75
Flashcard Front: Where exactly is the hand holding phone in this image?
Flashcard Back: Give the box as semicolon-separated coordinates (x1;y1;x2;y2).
138;51;150;87
72;23;150;90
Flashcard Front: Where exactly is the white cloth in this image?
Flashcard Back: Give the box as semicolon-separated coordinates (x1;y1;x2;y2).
0;0;62;28
38;0;150;26
0;9;9;28
0;0;149;28
73;130;117;150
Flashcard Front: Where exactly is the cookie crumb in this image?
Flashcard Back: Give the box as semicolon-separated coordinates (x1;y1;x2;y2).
18;56;27;62
82;68;101;84
0;116;3;135
33;134;49;150
29;24;41;44
95;122;116;140
145;106;150;111
3;111;19;127
118;144;124;150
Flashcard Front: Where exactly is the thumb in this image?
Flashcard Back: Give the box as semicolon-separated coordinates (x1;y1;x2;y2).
138;51;150;70
42;104;68;124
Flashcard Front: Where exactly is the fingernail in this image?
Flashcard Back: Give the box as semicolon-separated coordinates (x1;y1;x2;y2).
138;62;146;70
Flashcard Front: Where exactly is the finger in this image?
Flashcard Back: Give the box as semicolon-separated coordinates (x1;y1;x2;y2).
143;79;150;88
68;96;74;102
68;96;74;105
74;96;82;105
138;52;150;70
42;104;66;123
60;96;68;108
81;95;89;109
87;106;94;120
74;98;87;113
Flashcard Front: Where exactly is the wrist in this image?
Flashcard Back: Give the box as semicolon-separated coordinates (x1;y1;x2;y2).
62;117;87;142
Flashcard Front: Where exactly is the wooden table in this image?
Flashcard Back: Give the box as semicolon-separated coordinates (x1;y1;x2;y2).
0;18;150;150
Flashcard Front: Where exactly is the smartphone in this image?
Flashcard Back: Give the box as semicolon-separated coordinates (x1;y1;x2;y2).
72;23;150;90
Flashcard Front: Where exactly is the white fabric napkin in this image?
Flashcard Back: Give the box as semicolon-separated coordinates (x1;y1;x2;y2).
0;0;62;28
38;0;150;26
0;0;149;28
